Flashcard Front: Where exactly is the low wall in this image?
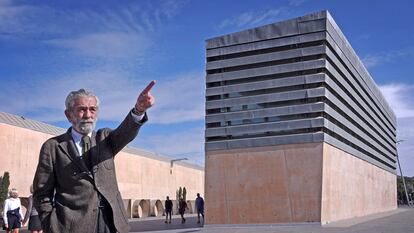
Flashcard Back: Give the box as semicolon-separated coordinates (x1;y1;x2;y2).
0;123;204;217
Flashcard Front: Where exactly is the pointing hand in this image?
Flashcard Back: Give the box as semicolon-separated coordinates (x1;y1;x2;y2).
135;80;156;114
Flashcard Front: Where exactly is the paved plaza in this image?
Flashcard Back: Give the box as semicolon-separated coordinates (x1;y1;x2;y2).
3;207;413;233
130;207;414;233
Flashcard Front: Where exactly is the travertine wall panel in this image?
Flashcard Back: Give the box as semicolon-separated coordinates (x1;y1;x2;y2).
321;143;397;223
0;124;52;197
205;143;323;224
116;152;204;200
205;142;397;225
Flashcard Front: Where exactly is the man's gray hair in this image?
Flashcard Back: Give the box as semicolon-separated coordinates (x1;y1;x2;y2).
65;89;100;110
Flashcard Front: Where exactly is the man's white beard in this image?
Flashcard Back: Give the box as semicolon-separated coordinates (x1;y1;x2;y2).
76;120;96;134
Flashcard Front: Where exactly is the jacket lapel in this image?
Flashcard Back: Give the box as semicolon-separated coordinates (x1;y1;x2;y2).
58;128;93;179
90;131;99;175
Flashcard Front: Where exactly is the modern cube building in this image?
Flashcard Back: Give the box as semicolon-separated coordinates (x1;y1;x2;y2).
205;10;397;224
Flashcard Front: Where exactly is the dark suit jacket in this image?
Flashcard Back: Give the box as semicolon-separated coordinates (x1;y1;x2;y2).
33;111;147;233
164;200;173;211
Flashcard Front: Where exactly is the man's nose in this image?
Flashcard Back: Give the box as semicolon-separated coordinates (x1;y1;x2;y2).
83;109;93;118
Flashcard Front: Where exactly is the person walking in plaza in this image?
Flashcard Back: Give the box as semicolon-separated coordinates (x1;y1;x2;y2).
33;81;156;233
164;196;173;224
195;193;204;224
2;188;23;233
178;198;187;224
22;185;42;233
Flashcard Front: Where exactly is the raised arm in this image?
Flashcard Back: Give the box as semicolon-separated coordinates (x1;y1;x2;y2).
109;80;156;154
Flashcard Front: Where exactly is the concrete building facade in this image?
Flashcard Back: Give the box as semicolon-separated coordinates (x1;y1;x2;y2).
205;11;397;224
0;111;204;218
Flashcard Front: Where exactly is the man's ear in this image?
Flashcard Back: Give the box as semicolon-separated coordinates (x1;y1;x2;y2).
64;109;72;122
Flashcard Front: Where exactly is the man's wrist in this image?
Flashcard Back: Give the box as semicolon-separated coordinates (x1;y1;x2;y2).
132;107;145;116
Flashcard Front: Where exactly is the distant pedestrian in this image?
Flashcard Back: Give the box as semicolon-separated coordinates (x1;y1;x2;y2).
178;198;187;224
195;193;204;224
2;188;23;233
22;185;43;233
164;196;173;224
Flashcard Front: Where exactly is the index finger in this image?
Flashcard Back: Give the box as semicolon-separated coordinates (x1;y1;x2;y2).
142;80;156;94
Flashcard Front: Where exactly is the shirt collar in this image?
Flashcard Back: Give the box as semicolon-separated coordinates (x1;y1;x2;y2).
70;128;92;142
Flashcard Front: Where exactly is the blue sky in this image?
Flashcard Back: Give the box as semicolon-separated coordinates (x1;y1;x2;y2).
0;0;413;176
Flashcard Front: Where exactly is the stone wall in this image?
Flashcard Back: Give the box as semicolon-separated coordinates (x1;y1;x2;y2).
205;143;323;224
205;142;397;225
0;123;204;217
321;143;397;223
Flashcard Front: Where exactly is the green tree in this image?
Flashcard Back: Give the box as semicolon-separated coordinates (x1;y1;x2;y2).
183;187;187;201
397;176;414;205
178;187;182;200
0;172;10;211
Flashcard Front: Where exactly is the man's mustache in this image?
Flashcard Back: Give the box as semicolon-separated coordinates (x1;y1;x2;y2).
79;120;94;124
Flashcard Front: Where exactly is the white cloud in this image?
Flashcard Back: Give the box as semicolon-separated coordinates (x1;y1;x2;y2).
379;83;414;176
47;32;151;60
362;49;410;68
134;127;205;165
396;117;414;177
0;0;10;5
288;0;308;6
0;1;184;60
218;7;289;29
0;70;204;124
161;0;186;18
0;0;203;128
379;84;414;118
0;70;135;122
150;72;205;124
0;3;39;34
0;1;184;41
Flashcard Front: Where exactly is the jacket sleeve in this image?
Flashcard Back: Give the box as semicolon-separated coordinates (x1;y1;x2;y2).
108;110;148;155
32;141;56;229
23;196;33;223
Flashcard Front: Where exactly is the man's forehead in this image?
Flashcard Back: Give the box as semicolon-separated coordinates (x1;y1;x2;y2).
73;96;98;106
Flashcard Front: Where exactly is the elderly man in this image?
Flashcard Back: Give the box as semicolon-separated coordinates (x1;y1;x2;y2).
33;81;155;233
